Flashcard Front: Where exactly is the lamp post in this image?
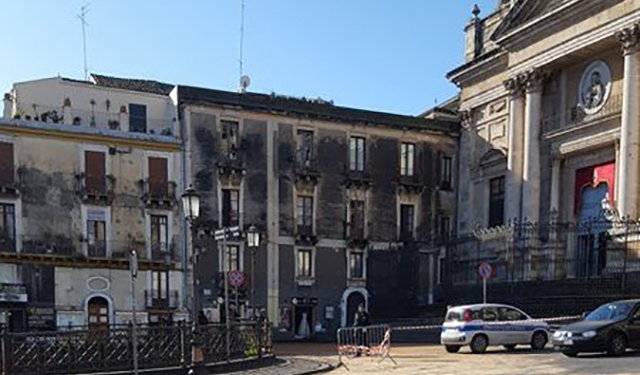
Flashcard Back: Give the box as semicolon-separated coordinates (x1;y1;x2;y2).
181;185;205;375
246;225;260;318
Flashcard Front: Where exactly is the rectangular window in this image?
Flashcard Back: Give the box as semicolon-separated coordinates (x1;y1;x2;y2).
441;156;453;190
349;136;366;172
350;200;365;239
129;104;147;133
152;271;168;300
148;157;168;197
489;176;505;227
221;120;239;160
150;215;168;260
297;249;313;278
227;245;241;271
85;151;106;193
0;142;15;186
296;130;314;167
400;143;415;177
296;196;314;235
349;251;365;279
222;189;240;227
439;216;451;239
400;204;415;240
0;203;16;252
87;219;106;257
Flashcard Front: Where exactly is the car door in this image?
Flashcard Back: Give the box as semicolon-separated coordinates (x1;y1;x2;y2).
627;304;640;348
498;307;524;344
482;307;504;344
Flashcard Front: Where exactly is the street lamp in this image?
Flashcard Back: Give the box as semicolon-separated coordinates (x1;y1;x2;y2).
181;185;206;375
246;225;260;318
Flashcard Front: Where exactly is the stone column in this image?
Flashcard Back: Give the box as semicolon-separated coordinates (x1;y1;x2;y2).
521;70;546;224
504;78;526;223
616;24;640;219
549;156;562;215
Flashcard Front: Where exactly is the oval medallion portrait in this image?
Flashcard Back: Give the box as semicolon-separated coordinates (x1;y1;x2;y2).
578;60;612;115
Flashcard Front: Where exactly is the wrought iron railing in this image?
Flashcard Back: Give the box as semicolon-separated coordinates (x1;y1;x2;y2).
144;290;180;310
0;321;272;375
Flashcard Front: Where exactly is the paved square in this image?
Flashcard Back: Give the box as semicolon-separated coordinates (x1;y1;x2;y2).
276;343;640;375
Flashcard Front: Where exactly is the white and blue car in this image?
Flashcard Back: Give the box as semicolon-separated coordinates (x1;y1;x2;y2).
441;303;549;354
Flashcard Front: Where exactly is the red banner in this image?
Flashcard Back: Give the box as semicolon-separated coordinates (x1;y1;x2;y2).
574;161;615;213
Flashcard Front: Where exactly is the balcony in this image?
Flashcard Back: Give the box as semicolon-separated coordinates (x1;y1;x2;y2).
542;94;623;134
145;290;180;310
0;235;17;253
216;156;245;178
398;174;425;194
296;225;317;245
344;169;371;189
294;160;321;185
0;166;21;197
11;103;176;137
0;283;28;303
75;173;115;205
150;242;180;264
141;180;177;208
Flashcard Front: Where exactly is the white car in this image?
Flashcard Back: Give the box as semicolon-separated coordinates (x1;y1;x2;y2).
441;303;549;354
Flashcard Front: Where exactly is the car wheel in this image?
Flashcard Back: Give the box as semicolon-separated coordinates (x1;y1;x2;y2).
562;350;579;358
530;331;548;351
445;345;461;353
470;335;488;354
607;333;627;357
503;344;517;351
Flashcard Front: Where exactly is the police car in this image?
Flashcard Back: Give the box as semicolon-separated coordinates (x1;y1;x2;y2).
441;303;549;354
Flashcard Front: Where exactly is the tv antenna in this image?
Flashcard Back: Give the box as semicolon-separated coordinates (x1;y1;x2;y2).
238;0;250;92
77;4;90;81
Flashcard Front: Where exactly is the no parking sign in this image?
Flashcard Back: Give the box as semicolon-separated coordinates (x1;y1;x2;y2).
478;262;493;279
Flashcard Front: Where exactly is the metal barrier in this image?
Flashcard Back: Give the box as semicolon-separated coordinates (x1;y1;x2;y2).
337;324;395;368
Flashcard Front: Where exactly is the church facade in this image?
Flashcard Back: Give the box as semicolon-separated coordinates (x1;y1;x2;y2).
445;0;640;312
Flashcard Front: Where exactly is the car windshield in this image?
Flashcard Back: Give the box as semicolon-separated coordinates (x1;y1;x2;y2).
585;302;635;321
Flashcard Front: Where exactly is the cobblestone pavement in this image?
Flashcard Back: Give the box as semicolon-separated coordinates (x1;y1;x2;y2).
217;356;333;375
275;343;640;375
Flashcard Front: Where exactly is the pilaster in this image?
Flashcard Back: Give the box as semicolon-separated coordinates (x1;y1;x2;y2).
504;77;525;223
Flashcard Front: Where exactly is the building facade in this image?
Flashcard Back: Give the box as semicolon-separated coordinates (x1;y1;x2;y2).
176;86;458;340
0;76;187;330
446;0;640;312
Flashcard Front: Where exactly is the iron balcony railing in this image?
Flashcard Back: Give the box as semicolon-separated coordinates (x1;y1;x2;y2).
541;93;623;134
144;289;180;310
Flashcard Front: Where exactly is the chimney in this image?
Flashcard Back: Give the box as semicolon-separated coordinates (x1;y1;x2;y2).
3;93;13;119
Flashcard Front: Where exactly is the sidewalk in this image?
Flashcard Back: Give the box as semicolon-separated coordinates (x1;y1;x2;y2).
217;357;334;375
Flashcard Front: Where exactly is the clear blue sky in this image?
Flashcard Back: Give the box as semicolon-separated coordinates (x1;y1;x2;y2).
1;0;496;115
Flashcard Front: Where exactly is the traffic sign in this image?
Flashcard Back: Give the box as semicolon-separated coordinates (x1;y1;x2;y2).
478;262;493;279
215;226;241;240
228;270;245;287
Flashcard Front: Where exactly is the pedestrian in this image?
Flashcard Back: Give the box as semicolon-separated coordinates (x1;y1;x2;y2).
353;303;370;357
198;310;209;326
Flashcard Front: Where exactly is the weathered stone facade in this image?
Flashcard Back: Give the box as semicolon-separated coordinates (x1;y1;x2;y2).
177;87;458;340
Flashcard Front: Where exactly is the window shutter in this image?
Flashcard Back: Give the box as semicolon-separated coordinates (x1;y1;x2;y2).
85;151;106;192
0;142;14;185
148;157;168;196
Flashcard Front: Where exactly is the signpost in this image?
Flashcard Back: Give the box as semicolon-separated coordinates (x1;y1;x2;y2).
478;262;493;304
214;226;240;364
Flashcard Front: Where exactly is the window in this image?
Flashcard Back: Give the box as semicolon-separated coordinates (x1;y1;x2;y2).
87;219;106;257
148;157;168;197
85;151;106;193
152;271;169;301
400;143;415;177
129;104;147;133
499;307;526;321
349;136;366;172
399;204;415;240
489;176;505;227
482;307;499;322
296;196;314;235
297;249;313;278
150;215;168;260
0;203;16;252
0;142;14;186
222;189;240;227
438;216;451;240
221;120;239;160
349;251;365;279
226;245;241;271
350;200;365;239
296;130;313;167
441;156;453;189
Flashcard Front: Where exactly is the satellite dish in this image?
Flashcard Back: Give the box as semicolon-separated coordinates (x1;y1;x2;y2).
238;75;251;93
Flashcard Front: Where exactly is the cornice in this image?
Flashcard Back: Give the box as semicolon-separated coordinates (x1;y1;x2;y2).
447;50;508;87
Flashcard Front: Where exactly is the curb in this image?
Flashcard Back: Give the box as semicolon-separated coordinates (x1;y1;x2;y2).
282;358;336;375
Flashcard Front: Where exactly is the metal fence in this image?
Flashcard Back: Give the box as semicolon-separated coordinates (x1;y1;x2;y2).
441;219;640;315
0;321;272;375
337;324;394;367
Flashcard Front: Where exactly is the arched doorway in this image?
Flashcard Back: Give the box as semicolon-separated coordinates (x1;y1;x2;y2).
87;296;110;329
346;292;365;326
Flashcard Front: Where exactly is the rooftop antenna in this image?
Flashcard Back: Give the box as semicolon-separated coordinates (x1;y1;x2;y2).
77;4;90;81
238;0;251;93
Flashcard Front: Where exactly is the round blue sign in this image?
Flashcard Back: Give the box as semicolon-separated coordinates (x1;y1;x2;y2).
478;262;493;279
